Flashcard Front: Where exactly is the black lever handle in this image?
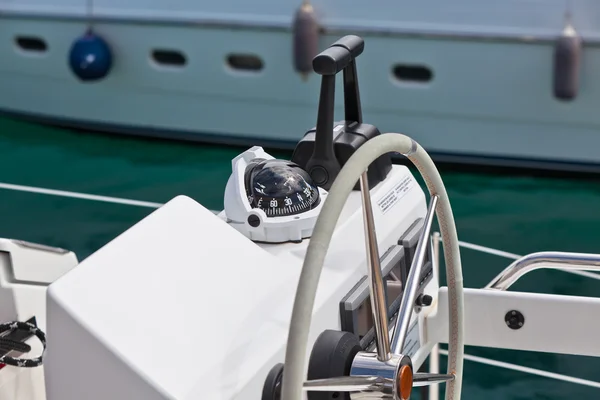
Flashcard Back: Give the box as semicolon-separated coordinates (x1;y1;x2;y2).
303;35;366;190
332;35;365;59
312;35;365;75
313;34;364;125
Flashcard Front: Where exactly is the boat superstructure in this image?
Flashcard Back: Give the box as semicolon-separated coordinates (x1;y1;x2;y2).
2;1;600;170
3;35;600;400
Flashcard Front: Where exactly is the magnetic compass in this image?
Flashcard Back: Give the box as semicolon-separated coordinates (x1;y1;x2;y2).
245;159;320;217
222;147;327;243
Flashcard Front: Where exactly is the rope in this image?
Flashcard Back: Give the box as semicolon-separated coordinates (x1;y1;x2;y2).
0;321;46;368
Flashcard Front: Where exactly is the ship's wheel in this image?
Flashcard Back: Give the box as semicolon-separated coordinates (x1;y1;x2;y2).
281;133;465;400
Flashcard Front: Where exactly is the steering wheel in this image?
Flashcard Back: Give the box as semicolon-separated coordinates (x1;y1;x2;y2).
280;133;465;400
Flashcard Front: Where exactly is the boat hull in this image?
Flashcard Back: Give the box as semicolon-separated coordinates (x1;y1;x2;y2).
2;7;600;171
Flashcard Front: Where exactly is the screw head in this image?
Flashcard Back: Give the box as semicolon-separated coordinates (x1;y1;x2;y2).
247;214;261;227
504;310;525;330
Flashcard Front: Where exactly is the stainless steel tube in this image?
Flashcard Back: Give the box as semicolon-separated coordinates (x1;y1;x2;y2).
486;251;600;291
360;171;391;361
391;195;438;354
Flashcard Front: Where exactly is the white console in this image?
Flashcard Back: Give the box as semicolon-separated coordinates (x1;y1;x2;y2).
44;165;430;399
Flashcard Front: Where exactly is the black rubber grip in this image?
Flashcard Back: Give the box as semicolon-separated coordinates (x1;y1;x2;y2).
331;35;365;59
312;46;351;75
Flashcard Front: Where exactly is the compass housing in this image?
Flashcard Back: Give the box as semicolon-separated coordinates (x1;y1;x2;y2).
222;146;327;243
245;159;320;218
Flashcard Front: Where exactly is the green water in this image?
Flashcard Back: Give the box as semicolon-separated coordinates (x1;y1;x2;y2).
1;116;599;399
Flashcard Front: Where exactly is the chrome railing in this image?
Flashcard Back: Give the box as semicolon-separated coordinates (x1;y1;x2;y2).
427;236;600;400
485;251;600;291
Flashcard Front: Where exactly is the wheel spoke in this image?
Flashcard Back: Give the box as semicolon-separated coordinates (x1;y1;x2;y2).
359;171;390;361
303;372;454;393
390;195;438;354
412;372;455;387
303;375;392;392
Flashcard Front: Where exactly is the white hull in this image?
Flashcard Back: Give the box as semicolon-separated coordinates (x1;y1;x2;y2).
2;1;600;169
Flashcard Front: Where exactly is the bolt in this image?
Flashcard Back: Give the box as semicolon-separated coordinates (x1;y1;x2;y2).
247;214;260;227
504;310;525;330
